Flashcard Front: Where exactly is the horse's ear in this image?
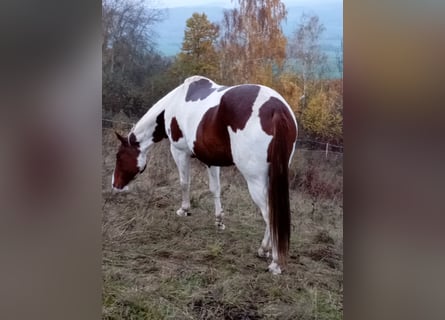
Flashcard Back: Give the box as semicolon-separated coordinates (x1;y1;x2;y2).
129;133;138;146
115;131;127;145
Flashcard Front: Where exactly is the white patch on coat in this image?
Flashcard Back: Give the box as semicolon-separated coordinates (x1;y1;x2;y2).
136;152;146;172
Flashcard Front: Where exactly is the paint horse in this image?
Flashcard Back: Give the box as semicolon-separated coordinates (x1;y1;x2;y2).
112;76;298;274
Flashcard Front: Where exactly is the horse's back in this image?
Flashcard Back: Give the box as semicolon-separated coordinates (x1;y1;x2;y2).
167;77;297;168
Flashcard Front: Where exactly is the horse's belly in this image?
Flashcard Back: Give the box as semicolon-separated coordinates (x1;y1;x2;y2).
193;138;234;167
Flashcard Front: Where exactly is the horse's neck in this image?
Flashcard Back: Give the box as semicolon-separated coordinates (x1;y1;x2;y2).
131;84;182;150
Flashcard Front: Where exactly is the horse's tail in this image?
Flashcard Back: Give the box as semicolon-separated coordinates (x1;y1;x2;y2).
268;112;292;268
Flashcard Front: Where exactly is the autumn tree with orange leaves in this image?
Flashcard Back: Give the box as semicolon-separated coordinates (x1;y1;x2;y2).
218;0;287;85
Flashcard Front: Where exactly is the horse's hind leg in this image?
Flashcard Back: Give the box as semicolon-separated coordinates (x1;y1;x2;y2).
245;174;281;273
244;176;271;259
170;145;191;216
258;224;271;258
207;166;225;230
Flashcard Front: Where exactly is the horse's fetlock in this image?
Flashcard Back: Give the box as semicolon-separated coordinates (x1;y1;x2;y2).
176;208;189;216
268;261;282;275
258;247;271;258
215;220;226;230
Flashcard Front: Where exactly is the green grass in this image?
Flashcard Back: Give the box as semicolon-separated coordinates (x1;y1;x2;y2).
102;130;343;319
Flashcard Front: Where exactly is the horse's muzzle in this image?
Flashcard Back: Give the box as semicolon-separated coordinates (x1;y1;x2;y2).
111;171;130;192
112;185;129;192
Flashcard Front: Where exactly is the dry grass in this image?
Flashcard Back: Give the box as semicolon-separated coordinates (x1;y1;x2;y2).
102;128;343;319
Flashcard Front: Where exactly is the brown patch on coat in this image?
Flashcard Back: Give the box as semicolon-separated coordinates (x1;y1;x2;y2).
193;105;233;166
152;110;167;142
170;117;183;142
113;132;140;189
258;97;297;161
193;85;261;166
185;78;216;102
221;85;260;132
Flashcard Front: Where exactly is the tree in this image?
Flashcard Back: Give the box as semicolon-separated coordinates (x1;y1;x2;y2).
289;13;328;106
102;0;164;75
275;72;303;115
219;0;287;84
336;37;343;78
172;13;219;80
300;86;342;144
102;0;169;117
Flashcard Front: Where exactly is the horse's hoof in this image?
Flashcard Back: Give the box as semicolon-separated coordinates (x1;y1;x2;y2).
257;247;270;258
268;262;282;275
176;208;189;217
215;221;225;230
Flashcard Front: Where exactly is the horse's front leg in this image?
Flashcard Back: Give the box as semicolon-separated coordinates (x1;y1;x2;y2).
170;145;191;216
207;166;225;230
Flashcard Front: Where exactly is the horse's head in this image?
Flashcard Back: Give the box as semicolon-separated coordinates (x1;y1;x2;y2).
112;131;146;191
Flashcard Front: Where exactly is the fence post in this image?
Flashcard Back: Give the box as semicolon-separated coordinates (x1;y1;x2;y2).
325;142;329;159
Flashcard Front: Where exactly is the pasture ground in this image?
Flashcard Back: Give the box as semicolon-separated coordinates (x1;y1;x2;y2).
102;128;343;319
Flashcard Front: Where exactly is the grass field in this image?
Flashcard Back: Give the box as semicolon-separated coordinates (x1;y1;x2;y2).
102;128;343;319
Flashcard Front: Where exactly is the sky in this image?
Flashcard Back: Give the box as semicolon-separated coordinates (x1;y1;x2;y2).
158;0;342;9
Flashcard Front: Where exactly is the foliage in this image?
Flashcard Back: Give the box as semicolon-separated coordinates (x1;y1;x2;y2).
275;72;303;115
102;0;174;118
101;0;343;144
218;0;288;84
282;12;342;143
289;13;328;82
289;13;329;112
171;13;220;80
301;88;343;143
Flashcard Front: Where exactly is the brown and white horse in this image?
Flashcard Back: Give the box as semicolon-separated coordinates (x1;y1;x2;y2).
112;76;298;274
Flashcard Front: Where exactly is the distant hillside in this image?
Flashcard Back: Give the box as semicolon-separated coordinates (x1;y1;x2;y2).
155;2;342;77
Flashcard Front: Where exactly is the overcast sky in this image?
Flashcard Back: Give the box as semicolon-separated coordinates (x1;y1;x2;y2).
159;0;342;8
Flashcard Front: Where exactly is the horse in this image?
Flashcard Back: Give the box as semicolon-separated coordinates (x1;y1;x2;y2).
112;75;298;274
